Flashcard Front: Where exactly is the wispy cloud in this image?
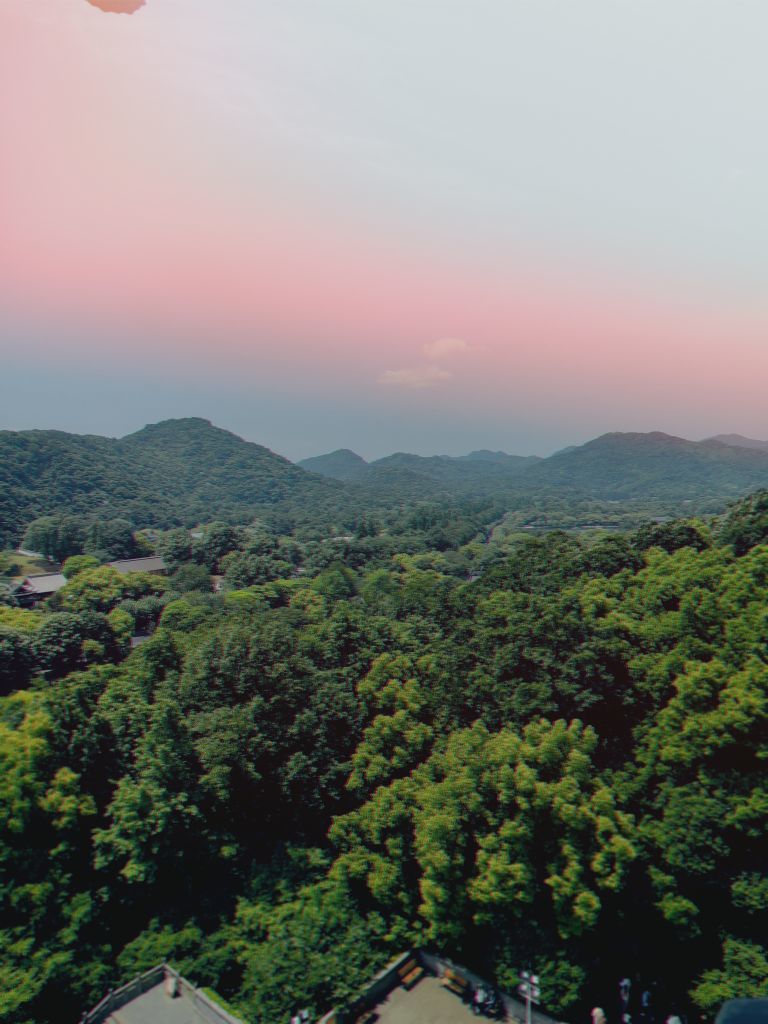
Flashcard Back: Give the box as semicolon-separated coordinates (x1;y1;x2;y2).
378;365;453;390
422;336;472;359
378;338;472;390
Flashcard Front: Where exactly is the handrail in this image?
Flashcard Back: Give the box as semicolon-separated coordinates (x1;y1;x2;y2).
81;964;168;1024
79;963;244;1024
318;949;564;1024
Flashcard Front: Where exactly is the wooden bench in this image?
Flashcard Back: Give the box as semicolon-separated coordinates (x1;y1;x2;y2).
441;967;470;998
397;958;425;990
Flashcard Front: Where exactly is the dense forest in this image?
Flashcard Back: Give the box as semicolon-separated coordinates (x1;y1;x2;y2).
2;482;768;1024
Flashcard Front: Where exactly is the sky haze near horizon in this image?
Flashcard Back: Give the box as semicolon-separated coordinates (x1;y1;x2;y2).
2;0;768;460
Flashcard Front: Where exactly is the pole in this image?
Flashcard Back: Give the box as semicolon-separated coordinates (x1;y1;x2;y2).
519;969;540;1024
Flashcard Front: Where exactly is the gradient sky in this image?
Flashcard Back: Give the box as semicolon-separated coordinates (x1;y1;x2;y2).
2;0;768;459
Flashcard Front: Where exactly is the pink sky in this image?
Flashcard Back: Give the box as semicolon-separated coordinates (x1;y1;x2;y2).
3;0;768;457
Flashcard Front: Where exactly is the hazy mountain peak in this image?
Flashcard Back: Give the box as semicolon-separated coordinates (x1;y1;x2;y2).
704;433;768;452
586;430;692;446
122;417;215;438
297;449;369;481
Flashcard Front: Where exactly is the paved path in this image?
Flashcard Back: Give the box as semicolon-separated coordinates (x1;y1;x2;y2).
375;975;507;1024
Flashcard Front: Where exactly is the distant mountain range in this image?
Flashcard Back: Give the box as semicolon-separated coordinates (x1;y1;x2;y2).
4;419;768;547
300;431;768;501
298;449;541;492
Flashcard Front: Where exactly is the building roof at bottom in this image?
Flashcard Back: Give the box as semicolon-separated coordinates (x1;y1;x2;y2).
107;982;212;1024
372;975;501;1024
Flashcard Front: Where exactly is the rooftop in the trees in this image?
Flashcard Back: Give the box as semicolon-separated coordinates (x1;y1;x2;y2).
13;572;67;604
81;965;245;1024
107;555;167;575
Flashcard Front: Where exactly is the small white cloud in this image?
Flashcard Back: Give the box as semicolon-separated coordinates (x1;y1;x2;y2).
422;336;472;360
378;365;453;390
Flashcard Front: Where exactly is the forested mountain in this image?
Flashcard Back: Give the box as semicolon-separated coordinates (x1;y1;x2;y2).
524;431;768;498
2;490;768;1024
0;419;342;546
705;433;768;452
116;418;338;517
298;449;371;481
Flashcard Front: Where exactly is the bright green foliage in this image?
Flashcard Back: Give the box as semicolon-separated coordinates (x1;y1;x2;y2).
116;919;209;979
3;493;768;1022
233;878;388;1024
494;946;586;1016
0;691;51;838
61;555;100;579
222;588;269;613
160;598;212;632
94;700;203;885
635;656;768;935
106;607;134;646
54;567;165;614
333;719;635;946
348;655;434;795
691;938;768;1010
0;608;43;634
0;690;108;1024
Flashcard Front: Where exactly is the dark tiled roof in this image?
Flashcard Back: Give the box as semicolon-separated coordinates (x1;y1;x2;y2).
108;556;167;574
20;573;67;595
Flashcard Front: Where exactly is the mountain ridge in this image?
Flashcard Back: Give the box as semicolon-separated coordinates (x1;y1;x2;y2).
297;449;370;481
5;420;768;547
704;432;768;452
523;430;768;499
0;417;340;546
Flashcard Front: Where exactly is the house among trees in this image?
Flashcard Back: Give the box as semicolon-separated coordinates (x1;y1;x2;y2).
107;555;167;575
12;572;67;607
10;557;166;606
